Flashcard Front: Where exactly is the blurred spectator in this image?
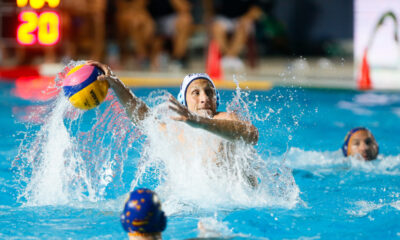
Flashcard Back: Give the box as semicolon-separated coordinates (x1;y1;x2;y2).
205;0;273;70
114;0;193;70
148;0;193;70
115;0;155;69
61;0;106;61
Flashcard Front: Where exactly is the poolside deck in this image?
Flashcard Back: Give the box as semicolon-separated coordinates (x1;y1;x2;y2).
115;57;356;90
4;57;400;90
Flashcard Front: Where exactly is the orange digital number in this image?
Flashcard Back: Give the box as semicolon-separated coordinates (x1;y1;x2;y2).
17;11;60;46
17;11;38;45
17;0;60;9
38;12;60;45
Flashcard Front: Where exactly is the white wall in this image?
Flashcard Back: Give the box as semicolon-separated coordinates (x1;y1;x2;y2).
355;0;400;67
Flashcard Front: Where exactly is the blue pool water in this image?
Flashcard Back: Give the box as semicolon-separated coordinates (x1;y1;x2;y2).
1;76;400;239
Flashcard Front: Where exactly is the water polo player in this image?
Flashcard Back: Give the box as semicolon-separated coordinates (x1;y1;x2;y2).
88;60;259;187
121;188;166;240
120;189;221;240
342;127;379;161
89;61;258;144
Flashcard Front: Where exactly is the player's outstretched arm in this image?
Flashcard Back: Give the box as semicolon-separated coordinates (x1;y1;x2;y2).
88;61;150;126
169;96;258;144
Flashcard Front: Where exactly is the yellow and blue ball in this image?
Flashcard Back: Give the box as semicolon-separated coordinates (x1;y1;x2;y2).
62;64;109;110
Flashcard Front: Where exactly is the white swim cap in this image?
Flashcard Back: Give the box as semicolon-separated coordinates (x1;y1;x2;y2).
177;73;220;107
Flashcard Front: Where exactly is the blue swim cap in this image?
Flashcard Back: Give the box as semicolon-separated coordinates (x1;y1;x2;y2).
120;188;167;234
341;127;368;156
177;73;220;108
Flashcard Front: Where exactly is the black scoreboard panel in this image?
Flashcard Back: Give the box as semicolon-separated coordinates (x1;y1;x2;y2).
0;0;60;47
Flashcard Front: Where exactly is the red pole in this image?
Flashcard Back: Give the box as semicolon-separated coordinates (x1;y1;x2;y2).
358;49;372;90
206;40;224;81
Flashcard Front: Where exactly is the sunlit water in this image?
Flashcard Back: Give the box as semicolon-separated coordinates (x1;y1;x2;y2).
1;65;400;239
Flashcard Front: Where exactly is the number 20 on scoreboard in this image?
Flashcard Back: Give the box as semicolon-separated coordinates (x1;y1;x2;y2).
16;0;60;46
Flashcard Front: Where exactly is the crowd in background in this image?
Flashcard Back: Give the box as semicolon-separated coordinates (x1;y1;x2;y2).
6;0;354;71
12;0;286;71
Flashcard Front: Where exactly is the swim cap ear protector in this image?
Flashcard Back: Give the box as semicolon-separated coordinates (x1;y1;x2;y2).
120;188;167;234
341;127;379;157
177;73;220;109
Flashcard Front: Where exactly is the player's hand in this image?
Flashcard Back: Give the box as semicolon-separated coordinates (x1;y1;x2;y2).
168;95;197;123
86;60;114;76
87;60;119;86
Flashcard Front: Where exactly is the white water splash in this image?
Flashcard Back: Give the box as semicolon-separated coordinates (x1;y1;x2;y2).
353;93;400;106
13;61;136;206
197;216;233;238
337;92;400;116
347;200;384;217
390;200;400;210
347;200;400;217
15;97;97;205
282;147;400;175
132;90;300;214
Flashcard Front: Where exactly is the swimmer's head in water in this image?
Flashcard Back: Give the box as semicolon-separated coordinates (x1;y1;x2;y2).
177;73;220;115
341;127;379;161
120;188;167;234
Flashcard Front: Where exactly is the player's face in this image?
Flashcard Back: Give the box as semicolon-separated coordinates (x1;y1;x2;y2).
348;130;378;161
185;79;217;117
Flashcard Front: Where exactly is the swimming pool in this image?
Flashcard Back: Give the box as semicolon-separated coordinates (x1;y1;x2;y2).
1;78;400;239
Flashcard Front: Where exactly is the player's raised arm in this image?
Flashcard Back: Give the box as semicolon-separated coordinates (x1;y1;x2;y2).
88;61;150;126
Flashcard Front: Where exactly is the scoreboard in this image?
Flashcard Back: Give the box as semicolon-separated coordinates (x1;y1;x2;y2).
17;0;60;45
1;0;60;46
